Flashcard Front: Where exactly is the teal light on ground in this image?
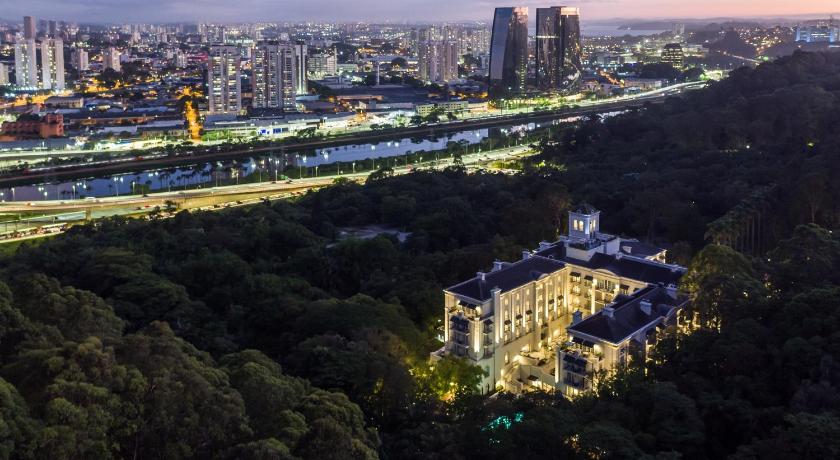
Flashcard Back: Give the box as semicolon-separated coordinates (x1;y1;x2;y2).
482;412;525;431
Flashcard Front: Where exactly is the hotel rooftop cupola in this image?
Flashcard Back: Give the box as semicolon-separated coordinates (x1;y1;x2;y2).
568;203;600;242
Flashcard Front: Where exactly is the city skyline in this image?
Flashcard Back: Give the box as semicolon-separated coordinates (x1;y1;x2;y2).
3;0;840;24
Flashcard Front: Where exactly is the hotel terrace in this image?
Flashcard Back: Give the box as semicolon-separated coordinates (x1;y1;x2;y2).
432;205;688;397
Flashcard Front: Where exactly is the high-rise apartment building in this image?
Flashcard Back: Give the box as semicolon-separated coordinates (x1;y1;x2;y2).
23;16;36;40
14;38;38;88
103;47;121;72
174;52;188;68
41;38;65;90
0;63;9;86
207;45;242;114
293;43;308;96
72;48;90;71
418;41;459;83
252;42;297;112
489;7;528;97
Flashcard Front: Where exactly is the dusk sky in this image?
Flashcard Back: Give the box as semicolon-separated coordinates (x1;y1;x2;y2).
5;0;840;23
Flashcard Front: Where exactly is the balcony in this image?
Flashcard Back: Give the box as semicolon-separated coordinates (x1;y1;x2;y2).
563;377;587;389
563;363;587;375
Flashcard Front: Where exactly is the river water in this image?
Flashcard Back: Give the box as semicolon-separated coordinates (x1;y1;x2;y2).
0;117;580;202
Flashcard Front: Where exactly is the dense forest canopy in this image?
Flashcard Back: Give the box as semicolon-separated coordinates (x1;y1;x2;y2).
2;51;840;459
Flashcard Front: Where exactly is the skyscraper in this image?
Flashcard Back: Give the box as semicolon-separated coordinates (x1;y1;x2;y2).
40;38;65;90
535;7;562;91
14;38;38;88
536;6;583;93
418;41;459;83
559;7;582;93
252;42;297;112
488;7;528;97
293;43;308;96
23;16;36;40
207;45;242;114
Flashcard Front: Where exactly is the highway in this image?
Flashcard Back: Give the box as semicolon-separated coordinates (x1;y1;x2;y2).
0;81;704;187
0;145;534;243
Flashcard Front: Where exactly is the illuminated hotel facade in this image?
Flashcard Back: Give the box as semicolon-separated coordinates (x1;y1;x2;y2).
433;205;687;396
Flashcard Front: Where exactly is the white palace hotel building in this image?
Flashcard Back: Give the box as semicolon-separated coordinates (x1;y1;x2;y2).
432;204;689;397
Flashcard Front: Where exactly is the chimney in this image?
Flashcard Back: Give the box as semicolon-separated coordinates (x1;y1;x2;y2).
477;271;486;281
522;250;532;260
640;300;652;316
492;261;504;272
603;306;615;318
572;310;583;325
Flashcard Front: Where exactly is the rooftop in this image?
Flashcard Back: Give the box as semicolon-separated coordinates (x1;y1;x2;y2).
446;255;565;302
568;285;686;344
619;240;665;258
572;203;598;215
536;244;683;286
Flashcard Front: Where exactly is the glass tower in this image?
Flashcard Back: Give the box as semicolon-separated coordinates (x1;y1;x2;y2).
535;7;562;91
489;7;528;98
536;6;582;94
559;7;582;93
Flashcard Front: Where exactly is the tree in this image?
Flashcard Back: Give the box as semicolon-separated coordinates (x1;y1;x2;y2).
220;350;308;442
115;322;252;459
0;378;36;459
769;224;840;288
414;356;486;402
